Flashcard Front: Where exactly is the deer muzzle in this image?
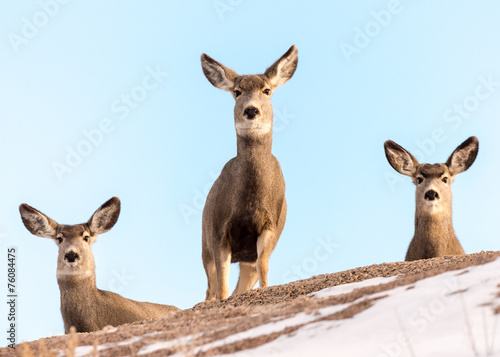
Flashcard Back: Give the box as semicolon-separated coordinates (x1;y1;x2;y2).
424;190;439;201
64;251;80;263
244;106;260;120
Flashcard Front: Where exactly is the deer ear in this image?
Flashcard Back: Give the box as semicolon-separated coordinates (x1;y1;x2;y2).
88;197;121;235
264;45;298;88
201;53;239;92
446;136;479;176
384;140;419;177
19;204;58;239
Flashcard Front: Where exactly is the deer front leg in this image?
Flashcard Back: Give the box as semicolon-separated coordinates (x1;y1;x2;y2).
215;246;231;299
202;250;217;300
256;230;274;288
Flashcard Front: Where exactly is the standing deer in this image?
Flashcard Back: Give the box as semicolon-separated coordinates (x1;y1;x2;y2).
384;136;479;261
19;197;179;333
200;45;298;300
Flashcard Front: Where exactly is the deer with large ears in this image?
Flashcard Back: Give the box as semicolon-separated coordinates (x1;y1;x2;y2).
384;136;479;261
19;197;179;333
200;45;298;300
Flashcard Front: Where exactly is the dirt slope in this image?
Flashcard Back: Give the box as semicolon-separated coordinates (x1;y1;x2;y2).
4;251;500;357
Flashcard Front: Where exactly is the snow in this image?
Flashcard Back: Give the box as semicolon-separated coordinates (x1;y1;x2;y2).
309;276;399;298
187;304;350;356
67;331;161;357
137;334;201;355
228;258;500;356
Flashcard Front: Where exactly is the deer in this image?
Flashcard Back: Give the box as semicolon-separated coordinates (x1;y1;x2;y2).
384;136;479;261
200;45;298;300
19;197;180;333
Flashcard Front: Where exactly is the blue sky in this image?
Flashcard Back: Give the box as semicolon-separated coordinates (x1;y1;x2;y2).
1;0;499;344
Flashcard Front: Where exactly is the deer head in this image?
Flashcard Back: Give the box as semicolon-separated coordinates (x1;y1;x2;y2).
201;45;298;138
384;136;479;216
19;197;121;282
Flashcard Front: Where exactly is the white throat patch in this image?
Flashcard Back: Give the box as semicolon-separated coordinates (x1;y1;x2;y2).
57;269;93;279
422;199;444;214
235;121;272;136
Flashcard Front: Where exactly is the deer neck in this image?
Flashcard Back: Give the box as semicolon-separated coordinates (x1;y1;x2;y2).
235;133;276;207
236;132;273;163
414;208;455;242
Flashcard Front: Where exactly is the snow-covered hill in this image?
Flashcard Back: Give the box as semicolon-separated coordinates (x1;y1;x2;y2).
5;252;500;357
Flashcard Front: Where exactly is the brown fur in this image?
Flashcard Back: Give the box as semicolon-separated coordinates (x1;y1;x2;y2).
200;45;298;300
19;197;179;333
384;137;479;261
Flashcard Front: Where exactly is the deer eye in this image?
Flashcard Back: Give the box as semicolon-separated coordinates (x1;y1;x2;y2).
416;177;423;184
263;89;271;95
83;236;90;242
234;90;242;97
56;237;63;244
442;177;448;183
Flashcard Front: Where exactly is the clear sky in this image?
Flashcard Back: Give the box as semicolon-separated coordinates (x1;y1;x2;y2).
1;0;499;344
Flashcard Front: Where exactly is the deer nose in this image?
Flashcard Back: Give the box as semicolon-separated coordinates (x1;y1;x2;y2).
424;190;439;201
244;107;259;120
65;251;79;263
